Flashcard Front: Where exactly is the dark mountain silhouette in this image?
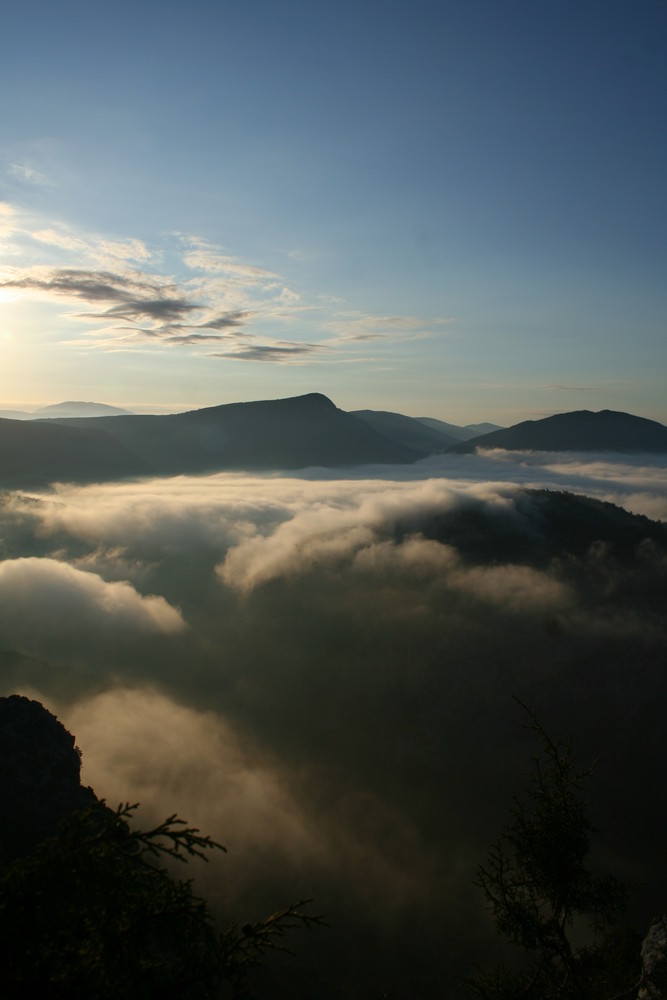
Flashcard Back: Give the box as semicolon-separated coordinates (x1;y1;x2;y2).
0;418;152;488
417;416;503;440
350;409;458;452
449;409;667;453
34;401;133;418
3;398;665;489
24;393;421;483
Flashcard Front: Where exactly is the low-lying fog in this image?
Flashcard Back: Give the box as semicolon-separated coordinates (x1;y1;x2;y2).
2;449;666;997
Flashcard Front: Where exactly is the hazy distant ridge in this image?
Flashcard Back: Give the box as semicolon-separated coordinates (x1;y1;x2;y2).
0;401;133;421
34;401;133;419
351;409;460;452
417;416;503;440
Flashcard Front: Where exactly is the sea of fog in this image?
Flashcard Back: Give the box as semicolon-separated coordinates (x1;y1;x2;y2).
1;449;666;997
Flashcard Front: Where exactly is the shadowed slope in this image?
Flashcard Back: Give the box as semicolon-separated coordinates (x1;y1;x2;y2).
351;409;457;452
0;418;153;487
417;416;503;440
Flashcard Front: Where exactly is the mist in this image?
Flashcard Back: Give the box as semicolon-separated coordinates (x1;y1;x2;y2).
2;451;667;996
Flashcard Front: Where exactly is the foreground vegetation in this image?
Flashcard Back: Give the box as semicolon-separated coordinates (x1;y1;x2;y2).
1;695;664;998
0;800;322;998
468;703;663;999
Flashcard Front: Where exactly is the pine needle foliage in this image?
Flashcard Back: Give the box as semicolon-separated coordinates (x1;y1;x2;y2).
467;701;639;1000
0;801;323;999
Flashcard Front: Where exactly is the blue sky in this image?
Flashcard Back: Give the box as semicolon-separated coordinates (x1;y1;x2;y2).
1;0;665;424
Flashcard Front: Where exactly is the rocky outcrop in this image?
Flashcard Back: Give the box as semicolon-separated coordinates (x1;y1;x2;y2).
0;694;97;863
640;916;667;999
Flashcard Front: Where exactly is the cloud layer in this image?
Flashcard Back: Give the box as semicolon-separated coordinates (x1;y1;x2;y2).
2;454;666;996
0;557;185;661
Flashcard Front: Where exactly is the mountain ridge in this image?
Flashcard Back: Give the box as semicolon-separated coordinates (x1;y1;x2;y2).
0;393;419;487
351;408;459;452
1;397;665;489
417;416;503;440
449;409;667;453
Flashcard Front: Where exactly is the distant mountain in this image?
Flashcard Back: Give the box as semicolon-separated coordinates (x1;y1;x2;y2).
55;394;421;474
0;409;32;421
0;393;423;487
34;401;133;419
350;409;458;452
449;409;667;453
0;418;151;488
417;417;503;441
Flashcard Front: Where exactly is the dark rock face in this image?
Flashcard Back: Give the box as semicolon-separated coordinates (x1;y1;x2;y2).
0;695;97;863
640;917;667;998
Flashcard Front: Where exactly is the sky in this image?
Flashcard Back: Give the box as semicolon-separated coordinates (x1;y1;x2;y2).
1;0;665;425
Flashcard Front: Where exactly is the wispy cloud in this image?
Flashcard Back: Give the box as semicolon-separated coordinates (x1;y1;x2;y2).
4;268;173;305
0;259;263;345
1;205;450;363
2;267;200;330
180;235;278;281
31;226;153;265
538;384;601;392
198;310;250;331
324;312;454;343
210;341;323;363
8;162;48;185
0;202;18;241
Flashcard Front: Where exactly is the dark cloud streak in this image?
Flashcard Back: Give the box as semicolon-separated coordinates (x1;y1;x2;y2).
3;268;168;302
211;342;322;362
2;268;274;346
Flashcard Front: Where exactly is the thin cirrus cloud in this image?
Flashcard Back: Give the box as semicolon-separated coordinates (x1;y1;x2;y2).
1;204;451;362
0;264;259;346
323;312;454;343
2;268;170;305
31;226;153;264
538;384;601;392
8;162;48;186
1;266;209;343
180;236;279;281
210;341;324;363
